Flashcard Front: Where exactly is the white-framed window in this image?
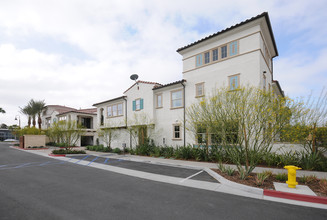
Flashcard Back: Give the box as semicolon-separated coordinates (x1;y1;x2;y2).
229;74;240;91
204;51;210;64
107;106;112;117
171;90;183;108
118;103;123;115
107;103;124;117
173;125;181;139
212;48;218;61
221;45;227;59
195;82;204;97
112;105;117;116
156;94;163;108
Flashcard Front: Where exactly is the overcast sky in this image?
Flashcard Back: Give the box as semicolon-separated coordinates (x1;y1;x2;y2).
1;0;326;127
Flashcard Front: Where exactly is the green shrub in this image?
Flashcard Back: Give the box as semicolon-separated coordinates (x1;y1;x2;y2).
161;146;174;158
298;175;318;184
112;148;122;154
320;179;327;194
275;173;288;182
256;172;270;186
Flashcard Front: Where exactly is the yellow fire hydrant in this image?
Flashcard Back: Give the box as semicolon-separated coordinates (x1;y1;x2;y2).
284;165;302;188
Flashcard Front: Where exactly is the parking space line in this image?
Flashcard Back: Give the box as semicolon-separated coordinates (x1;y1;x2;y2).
74;155;90;164
179;170;204;183
14;163;31;168
86;156;99;166
39;161;51;166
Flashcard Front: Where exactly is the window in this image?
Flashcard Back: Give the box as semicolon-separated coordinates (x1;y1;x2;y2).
107;106;112;117
59;116;67;121
195;83;204;97
221;45;227;58
171;90;183;108
118;103;123;115
212;48;218;61
112;105;117;116
107;103;124;117
229;41;238;56
156;94;162;108
196;54;203;67
229;74;240;90
173;125;181;139
133;99;144;111
204;52;210;64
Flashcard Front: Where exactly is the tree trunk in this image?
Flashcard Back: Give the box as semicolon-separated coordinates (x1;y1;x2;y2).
38;115;42;130
243;126;249;169
32;116;36;127
28;117;31;128
312;123;317;153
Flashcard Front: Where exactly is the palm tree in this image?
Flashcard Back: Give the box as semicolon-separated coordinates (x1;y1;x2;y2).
0;107;5;114
20;105;33;127
30;100;47;130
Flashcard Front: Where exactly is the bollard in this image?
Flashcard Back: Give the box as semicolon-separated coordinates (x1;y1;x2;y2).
284;165;302;188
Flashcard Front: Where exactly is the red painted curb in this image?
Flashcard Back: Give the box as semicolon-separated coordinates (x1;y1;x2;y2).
48;154;66;157
264;189;327;205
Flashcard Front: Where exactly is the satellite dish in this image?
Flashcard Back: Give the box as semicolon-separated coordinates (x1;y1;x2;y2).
130;74;138;81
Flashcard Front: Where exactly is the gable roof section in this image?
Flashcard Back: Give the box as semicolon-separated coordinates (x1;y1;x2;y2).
123;80;162;94
57;108;97;116
153;79;186;90
176;12;278;57
93;96;127;107
46;105;77;114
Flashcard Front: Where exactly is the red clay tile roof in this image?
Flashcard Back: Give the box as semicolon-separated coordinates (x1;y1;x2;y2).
152;79;186;90
46;105;77;114
176;12;278;57
93;96;127;106
123;80;162;94
57;108;97;116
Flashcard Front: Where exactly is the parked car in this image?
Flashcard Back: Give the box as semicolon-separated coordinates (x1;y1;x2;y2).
3;139;18;142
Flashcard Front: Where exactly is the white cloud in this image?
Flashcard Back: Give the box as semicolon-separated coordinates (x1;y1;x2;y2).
0;0;327;126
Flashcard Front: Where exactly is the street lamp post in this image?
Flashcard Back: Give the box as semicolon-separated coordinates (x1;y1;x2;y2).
15;115;21;128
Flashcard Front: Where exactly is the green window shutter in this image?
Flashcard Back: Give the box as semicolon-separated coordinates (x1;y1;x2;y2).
140;99;144;109
132;100;136;111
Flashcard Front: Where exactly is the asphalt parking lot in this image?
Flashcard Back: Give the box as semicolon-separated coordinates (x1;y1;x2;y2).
66;154;218;183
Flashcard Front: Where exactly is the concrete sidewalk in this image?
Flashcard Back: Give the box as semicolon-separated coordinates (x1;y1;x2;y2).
10;146;327;209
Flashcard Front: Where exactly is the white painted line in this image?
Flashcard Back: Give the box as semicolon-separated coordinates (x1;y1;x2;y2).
180;170;203;183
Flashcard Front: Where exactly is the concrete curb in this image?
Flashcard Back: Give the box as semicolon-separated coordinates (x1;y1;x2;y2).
264;189;327;205
204;167;264;196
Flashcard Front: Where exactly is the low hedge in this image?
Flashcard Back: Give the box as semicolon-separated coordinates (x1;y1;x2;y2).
52;149;86;154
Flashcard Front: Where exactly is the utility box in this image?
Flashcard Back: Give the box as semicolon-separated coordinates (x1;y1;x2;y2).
23;135;46;149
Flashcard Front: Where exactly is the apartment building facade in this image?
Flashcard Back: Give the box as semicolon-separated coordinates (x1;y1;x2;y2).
93;12;284;149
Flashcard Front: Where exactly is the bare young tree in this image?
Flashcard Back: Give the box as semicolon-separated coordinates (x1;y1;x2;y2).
187;87;297;179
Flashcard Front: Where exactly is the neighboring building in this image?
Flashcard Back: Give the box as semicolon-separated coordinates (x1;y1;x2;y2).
92;12;284;148
41;105;97;146
41;105;77;129
0;129;16;141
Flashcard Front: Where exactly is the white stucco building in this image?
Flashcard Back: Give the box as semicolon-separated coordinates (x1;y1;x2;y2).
93;12;284;149
41;105;97;146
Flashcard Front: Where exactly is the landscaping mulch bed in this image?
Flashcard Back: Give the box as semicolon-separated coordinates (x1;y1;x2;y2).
212;168;327;197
